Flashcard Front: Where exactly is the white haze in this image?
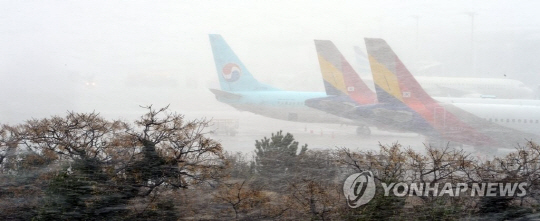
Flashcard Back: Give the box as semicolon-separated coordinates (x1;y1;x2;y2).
1;0;540;153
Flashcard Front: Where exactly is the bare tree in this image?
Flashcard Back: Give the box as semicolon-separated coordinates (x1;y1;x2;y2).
0;106;228;220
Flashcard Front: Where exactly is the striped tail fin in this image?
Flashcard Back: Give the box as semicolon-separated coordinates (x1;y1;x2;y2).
365;38;492;146
314;40;376;105
365;38;436;106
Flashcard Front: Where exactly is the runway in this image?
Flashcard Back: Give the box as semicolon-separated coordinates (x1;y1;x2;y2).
199;110;427;155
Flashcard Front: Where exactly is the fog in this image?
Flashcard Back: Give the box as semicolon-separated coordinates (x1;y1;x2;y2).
2;0;540;153
6;2;540;220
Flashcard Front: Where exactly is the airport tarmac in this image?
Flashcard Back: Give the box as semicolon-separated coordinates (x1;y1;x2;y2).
199;110;427;155
189;109;509;160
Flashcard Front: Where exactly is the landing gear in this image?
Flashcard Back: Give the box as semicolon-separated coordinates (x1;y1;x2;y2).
356;125;371;137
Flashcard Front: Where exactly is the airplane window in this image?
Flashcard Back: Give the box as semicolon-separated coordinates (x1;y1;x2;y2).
537;120;539;124
518;119;522;123
512;119;516;123
494;119;498;122
530;120;533;123
506;119;509;123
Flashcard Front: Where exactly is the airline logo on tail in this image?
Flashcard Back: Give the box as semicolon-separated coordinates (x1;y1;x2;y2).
365;38;492;146
222;63;242;82
209;34;278;92
314;40;376;105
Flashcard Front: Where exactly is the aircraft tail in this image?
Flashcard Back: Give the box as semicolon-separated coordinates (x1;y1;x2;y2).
209;34;278;91
365;38;437;106
365;38;494;146
314;40;376;105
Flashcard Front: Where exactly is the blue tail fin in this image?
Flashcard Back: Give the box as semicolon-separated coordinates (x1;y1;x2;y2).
209;34;278;91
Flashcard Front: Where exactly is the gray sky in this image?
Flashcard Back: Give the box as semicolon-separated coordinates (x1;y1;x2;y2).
1;0;540;123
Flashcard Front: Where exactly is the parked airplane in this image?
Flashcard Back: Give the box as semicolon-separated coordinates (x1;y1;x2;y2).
310;40;447;135
312;40;378;135
208;34;354;125
315;40;540;107
366;38;540;150
354;46;535;99
308;38;540;151
309;40;540;137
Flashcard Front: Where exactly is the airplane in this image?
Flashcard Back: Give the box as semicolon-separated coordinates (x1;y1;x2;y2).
309;40;444;135
309;40;540;137
365;38;540;150
307;38;540;151
313;40;540;107
313;39;379;135
208;34;356;126
353;46;535;99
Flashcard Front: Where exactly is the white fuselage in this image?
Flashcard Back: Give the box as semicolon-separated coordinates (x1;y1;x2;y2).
213;90;359;125
363;77;535;99
451;102;540;135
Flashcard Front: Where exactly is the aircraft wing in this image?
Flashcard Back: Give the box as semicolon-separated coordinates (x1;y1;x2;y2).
305;96;362;120
305;96;426;132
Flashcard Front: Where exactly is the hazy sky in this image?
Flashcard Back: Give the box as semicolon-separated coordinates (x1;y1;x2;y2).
1;0;540;122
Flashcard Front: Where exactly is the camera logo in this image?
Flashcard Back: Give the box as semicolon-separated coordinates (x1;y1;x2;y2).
343;171;376;208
